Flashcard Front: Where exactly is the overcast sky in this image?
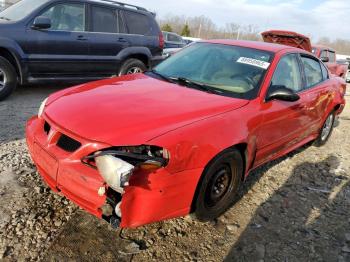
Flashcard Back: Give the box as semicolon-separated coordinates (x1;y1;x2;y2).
127;0;348;41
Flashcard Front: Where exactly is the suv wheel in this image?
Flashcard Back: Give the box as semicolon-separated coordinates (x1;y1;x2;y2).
118;58;147;76
0;57;17;101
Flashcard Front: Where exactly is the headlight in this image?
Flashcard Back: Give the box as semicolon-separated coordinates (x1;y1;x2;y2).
95;155;134;194
84;145;170;194
38;98;48;118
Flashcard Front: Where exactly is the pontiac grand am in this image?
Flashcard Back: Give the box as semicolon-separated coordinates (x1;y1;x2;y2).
26;39;346;228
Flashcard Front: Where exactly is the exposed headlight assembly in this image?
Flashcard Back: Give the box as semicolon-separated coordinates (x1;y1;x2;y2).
83;146;170;194
38;98;48;118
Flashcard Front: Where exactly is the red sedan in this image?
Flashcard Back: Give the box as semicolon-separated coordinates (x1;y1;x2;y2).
26;40;346;228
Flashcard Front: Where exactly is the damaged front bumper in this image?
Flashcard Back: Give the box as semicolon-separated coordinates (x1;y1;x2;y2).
26;116;204;228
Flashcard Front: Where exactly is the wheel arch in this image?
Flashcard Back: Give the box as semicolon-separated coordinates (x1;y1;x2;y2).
116;47;152;69
0;47;23;83
189;143;249;213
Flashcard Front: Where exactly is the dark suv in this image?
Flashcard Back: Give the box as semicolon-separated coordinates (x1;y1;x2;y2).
0;0;164;100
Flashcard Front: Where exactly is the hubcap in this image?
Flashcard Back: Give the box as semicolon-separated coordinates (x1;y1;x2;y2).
126;67;143;74
321;114;334;141
0;69;7;92
205;165;231;208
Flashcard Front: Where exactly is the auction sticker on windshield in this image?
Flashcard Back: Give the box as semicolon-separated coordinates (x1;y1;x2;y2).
237;57;270;69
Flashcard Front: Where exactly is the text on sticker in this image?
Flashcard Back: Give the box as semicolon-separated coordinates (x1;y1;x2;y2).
237;57;270;69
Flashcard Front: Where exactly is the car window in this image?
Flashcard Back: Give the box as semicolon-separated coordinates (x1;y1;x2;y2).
320;62;329;80
328;51;336;63
123;10;152;35
154;43;272;99
41;3;85;32
270;54;303;93
168;33;182;43
301;56;323;88
91;6;117;33
0;0;50;21
320;50;328;59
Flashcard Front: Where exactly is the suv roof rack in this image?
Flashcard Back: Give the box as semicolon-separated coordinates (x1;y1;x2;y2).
94;0;148;12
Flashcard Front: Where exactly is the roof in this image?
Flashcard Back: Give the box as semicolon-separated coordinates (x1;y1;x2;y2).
202;39;300;53
312;45;335;52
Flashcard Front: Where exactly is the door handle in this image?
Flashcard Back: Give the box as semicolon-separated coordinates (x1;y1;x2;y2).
118;37;128;43
77;35;88;41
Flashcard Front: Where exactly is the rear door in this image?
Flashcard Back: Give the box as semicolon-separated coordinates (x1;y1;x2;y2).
299;54;334;133
25;2;91;77
255;53;309;166
85;4;129;76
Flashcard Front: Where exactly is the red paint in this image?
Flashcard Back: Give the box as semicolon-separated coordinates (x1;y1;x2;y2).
26;40;346;228
261;30;312;52
312;45;347;78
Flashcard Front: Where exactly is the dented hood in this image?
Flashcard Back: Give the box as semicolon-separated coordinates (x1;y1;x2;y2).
45;74;249;145
261;30;312;52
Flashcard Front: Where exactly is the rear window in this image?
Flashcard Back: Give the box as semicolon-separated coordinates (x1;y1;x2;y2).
320;62;329;80
328;51;336;63
91;6;118;33
123;10;153;35
167;33;182;43
301;56;323;88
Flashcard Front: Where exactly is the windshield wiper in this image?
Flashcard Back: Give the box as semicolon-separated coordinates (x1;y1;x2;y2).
170;77;222;94
147;69;176;84
0;17;11;21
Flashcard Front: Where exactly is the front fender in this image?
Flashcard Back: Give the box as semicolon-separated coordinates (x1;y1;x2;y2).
0;37;25;82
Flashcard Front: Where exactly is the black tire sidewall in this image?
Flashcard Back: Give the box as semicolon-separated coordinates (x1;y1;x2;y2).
194;149;243;221
314;111;335;147
118;58;147;76
0;57;17;101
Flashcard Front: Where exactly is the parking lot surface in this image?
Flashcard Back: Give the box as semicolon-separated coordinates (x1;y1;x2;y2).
0;85;349;261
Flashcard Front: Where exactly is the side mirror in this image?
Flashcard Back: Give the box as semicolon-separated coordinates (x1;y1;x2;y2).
321;56;329;63
32;16;51;30
266;85;300;102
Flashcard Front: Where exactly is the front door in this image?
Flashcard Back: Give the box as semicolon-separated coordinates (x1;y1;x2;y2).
255;53;309;166
25;2;90;77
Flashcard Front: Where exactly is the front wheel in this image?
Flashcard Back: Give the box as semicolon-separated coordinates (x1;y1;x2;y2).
314;112;335;147
193;149;243;221
118;58;147;76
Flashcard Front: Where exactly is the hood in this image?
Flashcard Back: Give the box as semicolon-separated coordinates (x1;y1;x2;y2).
261;30;312;52
45;74;249;145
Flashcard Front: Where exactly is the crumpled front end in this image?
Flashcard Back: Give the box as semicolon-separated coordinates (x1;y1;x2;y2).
26;115;204;228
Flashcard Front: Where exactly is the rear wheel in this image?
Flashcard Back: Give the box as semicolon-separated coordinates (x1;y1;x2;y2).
118;58;147;76
0;57;17;101
314;111;335;147
194;149;243;221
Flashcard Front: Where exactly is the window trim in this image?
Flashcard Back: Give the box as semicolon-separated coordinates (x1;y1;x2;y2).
33;1;87;33
264;52;304;103
299;53;327;90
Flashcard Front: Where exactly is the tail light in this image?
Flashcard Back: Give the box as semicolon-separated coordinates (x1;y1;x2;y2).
159;33;164;49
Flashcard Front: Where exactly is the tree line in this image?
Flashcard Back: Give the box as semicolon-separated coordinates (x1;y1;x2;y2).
158;14;350;55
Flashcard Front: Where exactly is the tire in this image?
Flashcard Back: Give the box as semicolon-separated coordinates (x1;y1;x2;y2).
314;111;335;147
0;56;17;101
194;148;243;221
118;58;147;76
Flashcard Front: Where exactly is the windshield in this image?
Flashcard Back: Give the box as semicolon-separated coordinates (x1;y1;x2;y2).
0;0;49;21
154;43;272;99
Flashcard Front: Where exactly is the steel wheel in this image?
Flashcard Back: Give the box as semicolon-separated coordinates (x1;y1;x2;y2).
204;164;232;208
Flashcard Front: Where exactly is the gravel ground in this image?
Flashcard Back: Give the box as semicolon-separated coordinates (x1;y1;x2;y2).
0;85;349;261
